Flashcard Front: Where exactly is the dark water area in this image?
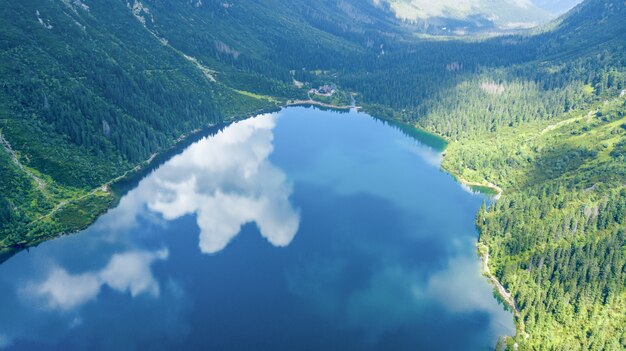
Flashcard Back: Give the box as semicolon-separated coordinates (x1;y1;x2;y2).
0;107;513;350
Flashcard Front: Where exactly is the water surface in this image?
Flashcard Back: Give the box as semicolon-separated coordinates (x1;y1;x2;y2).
0;107;513;350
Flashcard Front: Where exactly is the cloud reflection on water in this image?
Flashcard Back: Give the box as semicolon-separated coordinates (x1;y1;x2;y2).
106;114;300;254
24;249;168;310
395;138;442;168
427;256;499;313
0;113;301;349
0;108;514;350
0;334;11;349
289;252;510;347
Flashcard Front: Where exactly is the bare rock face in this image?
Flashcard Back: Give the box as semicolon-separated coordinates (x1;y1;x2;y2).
129;0;154;26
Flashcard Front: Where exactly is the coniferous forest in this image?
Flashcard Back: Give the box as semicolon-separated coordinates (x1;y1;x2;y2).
0;0;624;350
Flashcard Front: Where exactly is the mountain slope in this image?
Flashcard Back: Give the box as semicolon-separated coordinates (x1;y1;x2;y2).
402;1;625;349
539;0;626;57
0;0;287;249
0;1;624;349
0;0;409;251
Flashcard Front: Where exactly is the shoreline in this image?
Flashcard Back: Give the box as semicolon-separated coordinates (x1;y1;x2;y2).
1;102;524;347
383;119;519;339
286;99;358;111
0;105;281;259
4;98;363;256
0;104;441;259
0;99;391;258
456;177;503;200
5;105;498;244
478;242;527;337
1;104;518;343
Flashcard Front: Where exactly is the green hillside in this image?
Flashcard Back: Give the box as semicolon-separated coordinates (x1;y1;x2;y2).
0;0;624;349
0;0;280;248
402;1;626;349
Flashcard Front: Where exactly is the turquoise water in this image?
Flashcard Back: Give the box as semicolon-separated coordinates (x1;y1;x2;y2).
0;107;513;350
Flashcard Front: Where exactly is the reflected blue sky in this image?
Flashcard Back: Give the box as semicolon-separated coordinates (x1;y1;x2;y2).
0;107;513;350
23;249;169;310
101;114;300;254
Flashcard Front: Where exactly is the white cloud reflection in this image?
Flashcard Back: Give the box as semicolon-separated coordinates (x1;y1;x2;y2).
31;268;101;310
25;249;168;310
108;114;300;254
427;256;499;313
288;252;514;343
396;138;442;168
0;334;11;349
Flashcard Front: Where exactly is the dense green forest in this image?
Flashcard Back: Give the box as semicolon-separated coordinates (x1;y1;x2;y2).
0;0;624;349
446;95;626;350
413;2;625;349
0;0;281;248
345;1;626;349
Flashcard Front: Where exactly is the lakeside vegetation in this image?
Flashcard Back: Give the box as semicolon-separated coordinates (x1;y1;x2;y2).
0;0;624;349
449;96;626;350
337;2;626;349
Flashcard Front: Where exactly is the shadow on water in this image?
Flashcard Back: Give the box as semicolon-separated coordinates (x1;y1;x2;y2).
0;248;19;265
288;104;352;113
374;118;448;152
293;104;448;152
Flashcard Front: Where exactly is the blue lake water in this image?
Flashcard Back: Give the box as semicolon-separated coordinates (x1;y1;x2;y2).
0;107;513;350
